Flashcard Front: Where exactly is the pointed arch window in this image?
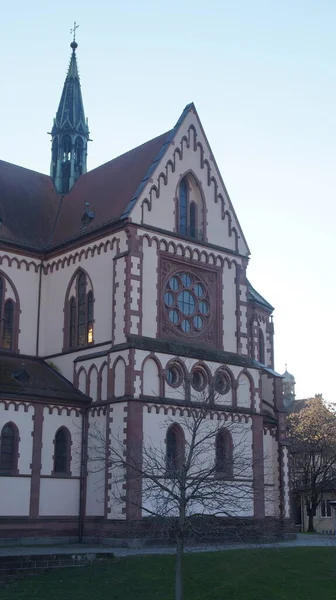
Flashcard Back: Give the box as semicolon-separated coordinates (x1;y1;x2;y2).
177;174;204;240
87;291;93;344
189;202;197;239
67;271;94;349
2;300;14;349
0;274;18;352
215;429;233;478
166;424;185;475
54;427;71;475
179;178;188;236
0;423;19;475
259;329;265;364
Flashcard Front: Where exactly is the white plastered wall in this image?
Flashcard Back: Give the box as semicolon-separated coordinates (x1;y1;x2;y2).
39;407;82;517
0;252;40;354
86;410;106;516
39;233;121;357
141;406;254;518
107;402;127;519
0;401;34;516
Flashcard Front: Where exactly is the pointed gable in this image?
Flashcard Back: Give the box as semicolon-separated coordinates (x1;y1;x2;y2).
0;103;250;254
130;103;250;257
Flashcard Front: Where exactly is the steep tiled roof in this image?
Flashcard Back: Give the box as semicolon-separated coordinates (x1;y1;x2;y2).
0;161;60;249
0;353;90;403
247;280;274;312
50;130;172;246
0;130;172;251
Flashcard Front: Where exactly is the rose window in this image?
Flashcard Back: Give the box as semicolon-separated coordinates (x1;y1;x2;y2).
163;272;210;334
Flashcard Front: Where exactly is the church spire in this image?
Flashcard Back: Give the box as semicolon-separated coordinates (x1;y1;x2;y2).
50;25;90;193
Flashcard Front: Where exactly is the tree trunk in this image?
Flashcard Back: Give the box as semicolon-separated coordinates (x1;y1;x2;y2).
175;534;184;600
307;509;315;532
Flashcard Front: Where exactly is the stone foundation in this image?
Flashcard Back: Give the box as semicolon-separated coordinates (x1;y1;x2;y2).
0;516;295;548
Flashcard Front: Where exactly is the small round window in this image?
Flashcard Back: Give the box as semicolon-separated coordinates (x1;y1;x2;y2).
191;368;207;391
164;272;210;335
166;365;183;388
214;371;231;395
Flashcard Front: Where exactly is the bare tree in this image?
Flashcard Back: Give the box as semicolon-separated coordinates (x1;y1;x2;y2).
87;381;269;600
287;395;336;532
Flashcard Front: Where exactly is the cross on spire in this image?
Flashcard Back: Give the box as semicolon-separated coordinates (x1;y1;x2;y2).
70;21;79;43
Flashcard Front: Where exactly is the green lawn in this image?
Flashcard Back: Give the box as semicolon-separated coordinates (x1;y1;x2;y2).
3;547;336;600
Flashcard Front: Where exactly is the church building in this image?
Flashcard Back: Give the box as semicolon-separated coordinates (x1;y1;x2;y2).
0;39;290;543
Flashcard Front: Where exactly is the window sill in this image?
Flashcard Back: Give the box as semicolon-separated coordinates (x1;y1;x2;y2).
65;342;94;352
51;472;72;478
0;470;19;477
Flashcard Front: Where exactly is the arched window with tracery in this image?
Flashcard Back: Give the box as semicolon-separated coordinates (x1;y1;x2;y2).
166;424;185;475
177;174;205;240
215;429;233;478
0;273;18;351
0;423;19;475
66;270;94;349
259;328;265;364
53;427;71;475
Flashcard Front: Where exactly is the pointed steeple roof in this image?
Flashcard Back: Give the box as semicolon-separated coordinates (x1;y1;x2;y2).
52;42;88;136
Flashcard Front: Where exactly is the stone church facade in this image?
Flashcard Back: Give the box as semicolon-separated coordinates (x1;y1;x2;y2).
0;41;290;543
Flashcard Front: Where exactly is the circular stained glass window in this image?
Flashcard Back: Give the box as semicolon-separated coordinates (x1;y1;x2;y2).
214;371;231;395
194;283;204;298
181;319;191;332
163;271;210;335
191;369;207;391
166;365;182;387
193;315;203;330
164;292;174;307
169;310;179;324
178;291;195;315
169;277;179;291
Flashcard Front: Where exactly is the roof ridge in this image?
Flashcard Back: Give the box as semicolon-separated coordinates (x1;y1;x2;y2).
0;159;51;180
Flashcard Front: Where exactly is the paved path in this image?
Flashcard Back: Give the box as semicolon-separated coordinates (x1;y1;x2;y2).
1;534;336;557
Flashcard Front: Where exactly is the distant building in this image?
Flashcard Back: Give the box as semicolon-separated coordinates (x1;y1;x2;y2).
282;366;296;411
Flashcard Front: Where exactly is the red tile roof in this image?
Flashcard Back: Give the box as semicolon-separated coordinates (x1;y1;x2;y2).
50;130;172;246
0;130;172;250
0;160;60;249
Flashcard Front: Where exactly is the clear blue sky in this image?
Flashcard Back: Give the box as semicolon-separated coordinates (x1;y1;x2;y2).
1;1;335;401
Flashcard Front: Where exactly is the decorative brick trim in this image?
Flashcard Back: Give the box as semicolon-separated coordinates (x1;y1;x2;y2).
29;404;43;518
252;414;265;519
123;401;143;520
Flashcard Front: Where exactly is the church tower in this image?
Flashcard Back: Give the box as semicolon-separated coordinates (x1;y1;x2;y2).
50;33;89;193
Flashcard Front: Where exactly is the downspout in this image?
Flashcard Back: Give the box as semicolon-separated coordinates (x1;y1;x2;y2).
278;440;285;536
35;260;43;356
78;407;89;543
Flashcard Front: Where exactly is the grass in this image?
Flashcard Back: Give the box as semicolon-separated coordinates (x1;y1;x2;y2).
2;547;336;600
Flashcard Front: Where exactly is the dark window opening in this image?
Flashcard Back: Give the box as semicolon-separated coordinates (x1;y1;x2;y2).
0;424;17;474
259;329;265;364
179;178;188;236
54;428;70;474
2;300;14;349
189;202;197;238
87;291;93;343
77;272;87;346
166;425;184;474
215;430;233;478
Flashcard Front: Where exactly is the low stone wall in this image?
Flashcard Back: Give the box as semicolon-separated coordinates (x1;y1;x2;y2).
83;516;295;547
0;552;114;584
